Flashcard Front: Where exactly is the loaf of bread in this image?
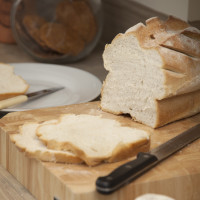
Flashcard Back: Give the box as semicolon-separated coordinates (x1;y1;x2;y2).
10;121;83;164
36;114;150;166
100;16;200;128
0;63;29;100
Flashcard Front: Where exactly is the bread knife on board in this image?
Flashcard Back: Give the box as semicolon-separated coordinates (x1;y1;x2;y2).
0;87;64;109
96;124;200;194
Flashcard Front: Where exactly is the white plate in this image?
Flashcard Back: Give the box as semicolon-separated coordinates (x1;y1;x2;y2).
2;63;102;112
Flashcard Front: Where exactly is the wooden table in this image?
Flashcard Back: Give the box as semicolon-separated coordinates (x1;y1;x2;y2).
0;43;107;200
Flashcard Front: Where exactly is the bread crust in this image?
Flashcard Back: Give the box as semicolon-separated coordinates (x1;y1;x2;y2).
155;89;200;128
0;63;29;100
36;114;150;166
161;31;200;58
157;46;200;98
10;122;83;164
0;93;27;101
106;138;150;163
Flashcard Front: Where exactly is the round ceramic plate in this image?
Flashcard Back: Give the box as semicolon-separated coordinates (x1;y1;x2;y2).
2;63;102;112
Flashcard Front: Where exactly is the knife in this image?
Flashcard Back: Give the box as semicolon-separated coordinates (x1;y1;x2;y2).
96;124;200;194
0;87;64;109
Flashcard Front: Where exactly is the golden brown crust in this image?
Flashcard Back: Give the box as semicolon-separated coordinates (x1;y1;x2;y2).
37;114;150;166
0;63;29;100
161;32;200;58
107;138;150;163
155;89;200;128
0;93;26;101
128;16;200;59
44;137;150;166
131;16;189;49
25;149;83;164
10;122;83;164
164;16;189;31
157;46;200;98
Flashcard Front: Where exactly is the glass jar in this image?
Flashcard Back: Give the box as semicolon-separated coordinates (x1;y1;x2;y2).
11;0;103;63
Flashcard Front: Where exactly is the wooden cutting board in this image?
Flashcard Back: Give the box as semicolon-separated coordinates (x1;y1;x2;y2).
0;101;200;200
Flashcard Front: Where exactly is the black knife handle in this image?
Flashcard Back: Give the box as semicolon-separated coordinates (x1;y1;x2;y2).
96;152;158;194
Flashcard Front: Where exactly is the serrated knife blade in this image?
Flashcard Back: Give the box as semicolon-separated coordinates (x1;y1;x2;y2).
96;124;200;194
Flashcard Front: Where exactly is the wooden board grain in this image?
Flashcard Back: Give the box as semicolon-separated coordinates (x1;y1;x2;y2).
0;101;200;200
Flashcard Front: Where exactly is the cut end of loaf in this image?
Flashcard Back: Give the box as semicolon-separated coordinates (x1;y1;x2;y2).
10;121;82;164
101;32;164;127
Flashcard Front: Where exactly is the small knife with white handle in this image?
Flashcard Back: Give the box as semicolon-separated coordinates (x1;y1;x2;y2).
96;124;200;194
0;87;64;110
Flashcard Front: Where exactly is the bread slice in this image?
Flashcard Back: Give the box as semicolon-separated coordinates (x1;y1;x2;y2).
10;121;82;164
36;114;150;166
100;16;200;128
0;63;29;100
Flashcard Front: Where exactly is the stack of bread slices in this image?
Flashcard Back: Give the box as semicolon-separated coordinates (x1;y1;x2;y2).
10;114;150;166
101;16;200;128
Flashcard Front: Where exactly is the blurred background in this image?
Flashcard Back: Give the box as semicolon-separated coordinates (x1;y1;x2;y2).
0;0;200;81
1;0;200;46
102;0;200;43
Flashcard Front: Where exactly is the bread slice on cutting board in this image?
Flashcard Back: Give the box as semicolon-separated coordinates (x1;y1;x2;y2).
36;114;150;166
100;16;200;128
10;120;83;164
0;63;29;100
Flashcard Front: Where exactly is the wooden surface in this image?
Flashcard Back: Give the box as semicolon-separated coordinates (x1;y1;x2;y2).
0;101;200;200
0;165;35;200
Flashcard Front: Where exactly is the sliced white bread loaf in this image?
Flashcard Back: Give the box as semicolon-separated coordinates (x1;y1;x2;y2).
0;63;29;100
36;114;150;166
101;16;200;128
10;121;82;164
